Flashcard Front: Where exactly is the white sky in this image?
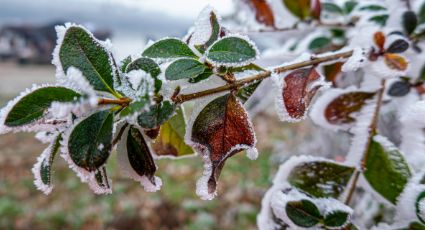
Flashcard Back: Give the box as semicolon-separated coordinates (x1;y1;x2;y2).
116;0;235;19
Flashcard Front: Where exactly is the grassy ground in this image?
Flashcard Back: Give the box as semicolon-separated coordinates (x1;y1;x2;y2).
0;63;308;229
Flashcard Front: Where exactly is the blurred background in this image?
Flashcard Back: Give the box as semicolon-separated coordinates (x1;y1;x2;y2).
0;0;324;229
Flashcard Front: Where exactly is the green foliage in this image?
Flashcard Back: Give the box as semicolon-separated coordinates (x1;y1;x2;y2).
39;135;62;187
5;87;80;127
287;160;355;198
68;110;114;171
126;57;162;93
369;15;389;26
364;137;412;204
206;37;258;66
359;5;387;11
194;11;221;53
59;26;118;95
322;2;344;14
142;38;197;59
283;0;311;20
285;199;322;227
165;58;207;81
309;36;332;52
137;101;176;129
323;211;350;228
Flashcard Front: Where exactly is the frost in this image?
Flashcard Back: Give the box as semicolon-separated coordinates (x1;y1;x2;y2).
116;125;162;192
31;140;58;195
0;84;70;135
395;171;425;225
59;112;112;194
204;34;260;68
188;5;221;48
342;47;369;72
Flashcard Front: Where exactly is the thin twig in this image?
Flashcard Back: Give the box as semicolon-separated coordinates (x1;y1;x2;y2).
98;97;132;106
344;79;387;205
173;50;353;103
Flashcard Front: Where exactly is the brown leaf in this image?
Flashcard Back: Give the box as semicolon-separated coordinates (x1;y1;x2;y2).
324;62;343;86
384;53;408;71
191;93;256;198
310;0;321;19
281;67;324;121
325;92;375;125
373;31;386;51
244;0;275;27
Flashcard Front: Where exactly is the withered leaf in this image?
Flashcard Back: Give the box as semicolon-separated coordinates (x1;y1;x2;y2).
281;67;324;121
245;0;275;27
191;93;256;197
325;92;375;125
384;53;408;71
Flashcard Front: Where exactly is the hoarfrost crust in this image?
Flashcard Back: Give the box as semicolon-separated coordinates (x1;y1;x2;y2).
32;142;56;195
116;125;162;192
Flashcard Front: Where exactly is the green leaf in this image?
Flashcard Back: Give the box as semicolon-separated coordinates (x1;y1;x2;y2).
364;136;412;204
126;126;157;184
93;166;110;191
416;191;425;224
344;1;358;14
188;68;214;83
369;15;389;26
403;11;418;35
142;38;197;59
324;211;350;228
165;58;207;81
233;64;266;103
120;56;132;73
5;86;80;127
308;37;332;51
120;101;150;118
420;3;425;24
287;160;355;198
404;222;425;230
206;37;258;67
35;134;62;192
322;2;344;14
68;110;114;171
152;107;194;158
283;0;311;20
359;5;387;11
285;199;322;228
126;57;162;93
137;101;176;129
59;26;117;95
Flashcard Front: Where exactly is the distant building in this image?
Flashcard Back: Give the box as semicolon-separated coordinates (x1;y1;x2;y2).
0;22;111;64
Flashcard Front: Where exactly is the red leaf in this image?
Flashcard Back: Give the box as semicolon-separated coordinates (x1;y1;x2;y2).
324;62;343;86
280;67;325;121
310;0;321;19
325;92;375;125
190;93;257;199
244;0;275;27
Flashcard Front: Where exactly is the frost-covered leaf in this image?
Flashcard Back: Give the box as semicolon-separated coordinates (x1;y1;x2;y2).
359;5;387;11
403;11;418;35
277;67;326;122
233;64;265;103
344;1;358;14
388;80;411;97
287;159;355;198
384;53;408;71
120;101;149;118
374;31;386;51
323;62;343;85
58;26;117;94
417;191;425;223
324;210;350;228
420;3;425;24
152;107;194;158
387;39;409;54
205;36;258;67
93;166;111;192
188;68;214;83
283;0;311;20
310;88;376;130
120;55;132;73
117;125;161;192
245;0;275;27
322;2;343;14
126;57;162;93
190;93;257;199
364;135;412;204
189;7;221;53
309;36;332;52
137;101;176;129
165;58;207;81
32;134;61;194
286;199;322;227
68;110;114;171
369;15;389;26
405;222;425;230
142;38;197;59
4;86;80;127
